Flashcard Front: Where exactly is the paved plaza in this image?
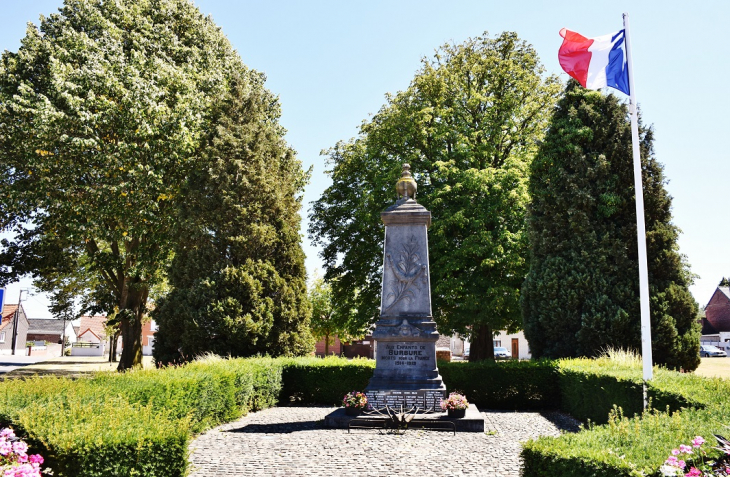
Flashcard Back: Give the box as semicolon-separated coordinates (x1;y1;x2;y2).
189;406;580;476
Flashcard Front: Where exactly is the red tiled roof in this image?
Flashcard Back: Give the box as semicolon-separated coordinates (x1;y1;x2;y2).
77;315;108;340
0;304;19;331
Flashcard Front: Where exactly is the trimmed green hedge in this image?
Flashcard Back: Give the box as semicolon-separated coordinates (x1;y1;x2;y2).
279;356;374;405
0;357;283;476
19;395;190;477
439;359;560;409
2;354;726;477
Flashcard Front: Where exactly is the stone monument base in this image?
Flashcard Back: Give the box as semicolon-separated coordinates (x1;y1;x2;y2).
364;388;445;410
323;405;485;433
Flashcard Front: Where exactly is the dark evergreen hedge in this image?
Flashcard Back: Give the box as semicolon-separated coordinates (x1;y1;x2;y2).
279;357;375;405
439;360;561;409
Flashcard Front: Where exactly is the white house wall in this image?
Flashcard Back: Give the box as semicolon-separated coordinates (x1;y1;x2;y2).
492;331;532;360
446;330;532;360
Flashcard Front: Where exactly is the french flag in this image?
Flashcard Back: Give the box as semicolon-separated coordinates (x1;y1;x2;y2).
558;28;630;95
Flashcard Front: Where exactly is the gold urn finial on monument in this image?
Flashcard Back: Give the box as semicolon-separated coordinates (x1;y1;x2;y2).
395;163;417;201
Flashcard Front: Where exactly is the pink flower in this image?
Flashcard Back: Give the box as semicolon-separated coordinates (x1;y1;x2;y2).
679;444;692;454
12;441;28;455
28;455;43;465
665;456;679;466
692;436;705;448
0;429;15;439
672;449;680;456
3;462;42;477
684;468;701;477
678;460;686;469
0;440;11;456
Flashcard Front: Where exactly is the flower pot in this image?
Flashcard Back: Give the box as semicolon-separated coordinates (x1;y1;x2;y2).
345;407;362;416
447;409;466;419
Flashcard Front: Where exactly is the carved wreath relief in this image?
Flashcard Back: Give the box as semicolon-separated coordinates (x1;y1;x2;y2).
384;235;427;313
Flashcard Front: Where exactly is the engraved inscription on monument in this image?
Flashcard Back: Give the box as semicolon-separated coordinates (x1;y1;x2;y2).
378;342;433;372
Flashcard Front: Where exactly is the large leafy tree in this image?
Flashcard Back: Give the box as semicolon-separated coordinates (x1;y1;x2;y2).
309;32;561;361
151;66;313;364
521;81;700;371
0;0;239;369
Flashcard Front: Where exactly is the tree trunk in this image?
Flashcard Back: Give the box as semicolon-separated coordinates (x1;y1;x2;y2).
110;330;120;362
324;332;330;356
61;316;67;357
468;324;495;362
117;284;147;371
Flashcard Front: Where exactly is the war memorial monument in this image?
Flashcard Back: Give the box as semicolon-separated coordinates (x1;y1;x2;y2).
325;164;484;432
364;164;446;409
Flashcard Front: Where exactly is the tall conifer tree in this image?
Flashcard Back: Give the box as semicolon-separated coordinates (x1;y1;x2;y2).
152;67;313;363
522;81;700;371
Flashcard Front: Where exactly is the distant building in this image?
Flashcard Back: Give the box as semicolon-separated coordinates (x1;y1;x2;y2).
342;336;374;359
314;335;343;357
701;286;730;351
77;315;108;344
0;304;29;355
142;320;157;356
27;319;77;345
492;330;532;360
313;334;374;358
72;315;108;357
444;330;532;360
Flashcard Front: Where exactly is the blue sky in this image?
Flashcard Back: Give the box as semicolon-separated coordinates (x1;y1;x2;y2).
1;1;728;317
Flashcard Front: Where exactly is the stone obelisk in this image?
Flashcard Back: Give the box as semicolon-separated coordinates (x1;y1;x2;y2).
365;164;446;410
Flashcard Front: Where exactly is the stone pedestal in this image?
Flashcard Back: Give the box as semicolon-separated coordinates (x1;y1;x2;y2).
365;167;446;410
323;405;486;432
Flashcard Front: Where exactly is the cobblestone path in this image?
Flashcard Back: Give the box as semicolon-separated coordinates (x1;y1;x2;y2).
189;407;579;477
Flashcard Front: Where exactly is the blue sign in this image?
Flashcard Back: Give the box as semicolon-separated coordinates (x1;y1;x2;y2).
0;289;4;314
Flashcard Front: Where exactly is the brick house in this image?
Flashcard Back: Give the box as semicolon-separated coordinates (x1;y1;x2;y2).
72;315;108;356
701;286;730;351
27;319;77;345
141;319;157;356
0;304;29;355
314;335;374;358
314;335;343;356
343;336;374;359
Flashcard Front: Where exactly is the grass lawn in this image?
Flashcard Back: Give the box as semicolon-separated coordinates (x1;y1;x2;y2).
694;356;730;379
2;355;156;379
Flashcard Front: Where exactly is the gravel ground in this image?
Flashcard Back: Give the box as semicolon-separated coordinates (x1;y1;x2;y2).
189;407;580;477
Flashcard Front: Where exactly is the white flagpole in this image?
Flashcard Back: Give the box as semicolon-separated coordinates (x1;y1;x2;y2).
623;12;653;407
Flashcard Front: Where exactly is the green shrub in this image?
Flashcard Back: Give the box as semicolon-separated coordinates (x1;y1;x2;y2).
18;395;190;477
522;358;730;476
278;356;374;405
558;358;708;423
187;357;284;412
522;406;728;477
5;353;727;477
0;357;285;476
90;364;238;432
439;359;560;409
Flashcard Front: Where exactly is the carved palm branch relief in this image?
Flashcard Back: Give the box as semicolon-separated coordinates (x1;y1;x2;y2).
384;236;427;312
